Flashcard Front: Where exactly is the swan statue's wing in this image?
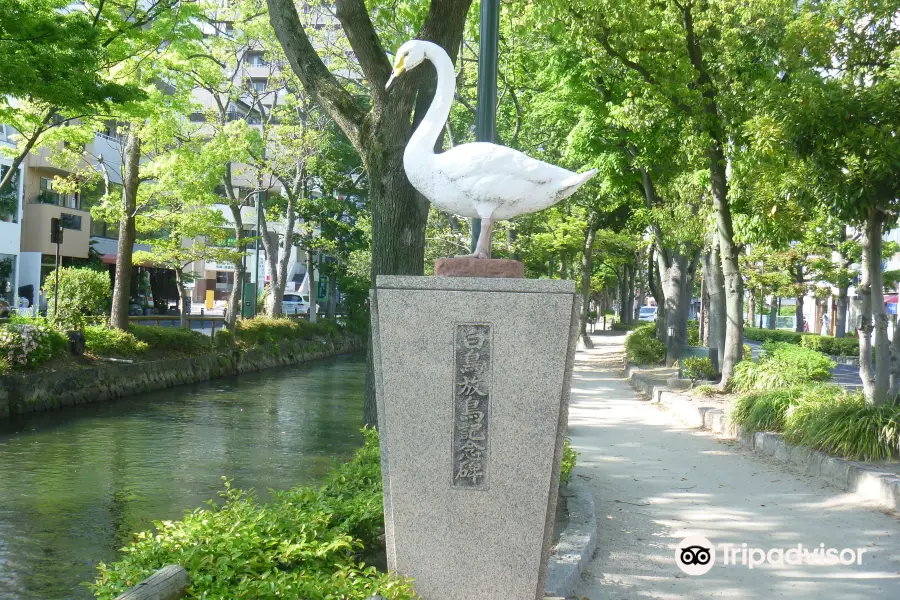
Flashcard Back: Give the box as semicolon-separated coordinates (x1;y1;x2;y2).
431;142;587;219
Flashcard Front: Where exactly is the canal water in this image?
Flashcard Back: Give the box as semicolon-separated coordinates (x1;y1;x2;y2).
0;355;366;600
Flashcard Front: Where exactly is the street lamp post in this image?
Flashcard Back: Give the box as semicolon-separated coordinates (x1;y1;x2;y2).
471;0;500;253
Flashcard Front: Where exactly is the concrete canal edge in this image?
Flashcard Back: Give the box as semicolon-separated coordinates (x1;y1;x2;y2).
625;363;900;513
545;474;598;598
0;335;363;419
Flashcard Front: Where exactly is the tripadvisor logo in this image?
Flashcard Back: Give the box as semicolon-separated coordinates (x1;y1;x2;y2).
676;535;716;575
675;535;869;575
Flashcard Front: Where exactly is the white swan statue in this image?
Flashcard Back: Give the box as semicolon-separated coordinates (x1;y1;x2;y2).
385;40;598;259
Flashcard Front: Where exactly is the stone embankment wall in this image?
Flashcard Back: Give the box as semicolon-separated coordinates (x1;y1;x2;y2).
0;335;362;420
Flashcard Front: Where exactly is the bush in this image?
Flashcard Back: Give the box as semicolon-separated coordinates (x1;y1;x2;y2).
0;356;8;375
625;323;666;365
0;322;68;369
92;429;416;600
743;326;802;344
43;267;111;330
130;325;210;355
84;326;148;357
213;328;234;349
730;384;900;461
800;334;859;357
693;384;720;397
682;356;716;385
560;439;578;485
741;343;753;361
235;317;339;348
611;321;640;331
730;342;834;393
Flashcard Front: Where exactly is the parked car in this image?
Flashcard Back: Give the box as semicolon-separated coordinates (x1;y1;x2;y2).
638;306;658;322
282;293;310;315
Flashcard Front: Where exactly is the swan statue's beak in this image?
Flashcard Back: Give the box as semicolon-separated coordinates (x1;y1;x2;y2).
385;57;406;90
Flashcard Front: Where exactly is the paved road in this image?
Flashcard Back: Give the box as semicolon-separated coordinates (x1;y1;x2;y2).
567;333;899;599
744;338;862;389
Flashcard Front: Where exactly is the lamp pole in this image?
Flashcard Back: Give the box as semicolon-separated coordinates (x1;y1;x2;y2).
254;192;261;314
471;0;500;253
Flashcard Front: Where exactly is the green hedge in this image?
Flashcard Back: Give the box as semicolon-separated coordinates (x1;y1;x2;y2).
625;323;665;365
84;326;149;357
235;317;340;347
744;326;803;344
611;321;640;331
730;342;834;393
745;326;859;357
800;334;859;357
92;429;417;599
729;384;900;461
130;325;211;355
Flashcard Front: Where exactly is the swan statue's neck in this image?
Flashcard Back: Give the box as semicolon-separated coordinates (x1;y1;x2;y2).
406;42;455;160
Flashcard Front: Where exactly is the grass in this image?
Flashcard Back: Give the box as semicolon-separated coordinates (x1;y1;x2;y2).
729;342;834;392
729;383;900;461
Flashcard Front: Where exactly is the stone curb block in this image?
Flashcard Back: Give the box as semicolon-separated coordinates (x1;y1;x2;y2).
545;474;598;599
626;366;900;512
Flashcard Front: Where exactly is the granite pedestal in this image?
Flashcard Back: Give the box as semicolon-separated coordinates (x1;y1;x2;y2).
371;276;580;600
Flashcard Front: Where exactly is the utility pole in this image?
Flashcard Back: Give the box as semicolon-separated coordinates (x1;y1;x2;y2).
471;0;500;253
50;217;63;318
254;192;261;310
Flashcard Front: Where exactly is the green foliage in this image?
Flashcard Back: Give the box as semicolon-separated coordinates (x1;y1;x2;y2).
0;356;8;375
800;334;859;358
730;384;900;462
92;429;417;600
43;267;111;330
730;343;834;393
611;321;640;332
693;384;720;397
213;328;235;350
741;344;753;361
0;321;67;369
743;326;803;344
235;317;339;347
625;324;665;365
687;320;700;347
129;326;210;355
560;439;578;486
84;326;148;357
681;357;715;384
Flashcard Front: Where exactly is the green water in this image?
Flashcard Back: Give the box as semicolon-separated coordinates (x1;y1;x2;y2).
0;355;366;600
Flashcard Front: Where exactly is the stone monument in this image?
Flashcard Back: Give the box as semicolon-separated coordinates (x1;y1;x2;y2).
371;276;579;600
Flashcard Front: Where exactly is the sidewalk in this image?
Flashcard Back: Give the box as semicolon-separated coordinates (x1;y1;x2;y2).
566;332;900;599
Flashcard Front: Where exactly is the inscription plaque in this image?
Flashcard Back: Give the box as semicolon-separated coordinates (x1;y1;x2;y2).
453;323;492;490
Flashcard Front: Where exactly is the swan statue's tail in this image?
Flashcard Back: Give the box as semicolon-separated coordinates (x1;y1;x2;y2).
557;168;599;200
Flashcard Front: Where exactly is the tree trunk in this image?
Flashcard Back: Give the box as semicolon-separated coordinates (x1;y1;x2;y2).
701;276;710;346
175;268;188;329
110;131;140;331
835;227;850;337
661;252;689;367
768;295;778;330
306;248;317;323
225;203;244;331
747;288;756;328
580;222;597;348
794;261;805;333
326;274;337;317
702;238;726;369
859;209;889;405
263;231;280;316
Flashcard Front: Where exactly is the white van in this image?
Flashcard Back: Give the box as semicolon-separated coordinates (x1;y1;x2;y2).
638;306;658;322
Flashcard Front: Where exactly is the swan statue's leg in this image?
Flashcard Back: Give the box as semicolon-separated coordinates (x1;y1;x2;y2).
455;217;493;259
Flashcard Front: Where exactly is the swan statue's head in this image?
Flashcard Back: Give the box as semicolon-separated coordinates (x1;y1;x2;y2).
385;40;428;89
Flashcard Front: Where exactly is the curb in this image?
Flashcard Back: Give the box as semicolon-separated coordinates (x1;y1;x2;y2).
626;366;900;512
545;473;598;598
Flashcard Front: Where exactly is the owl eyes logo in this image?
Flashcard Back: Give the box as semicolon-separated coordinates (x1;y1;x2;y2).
676;536;716;575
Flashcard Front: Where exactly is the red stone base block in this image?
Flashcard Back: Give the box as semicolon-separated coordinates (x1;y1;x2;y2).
434;257;525;278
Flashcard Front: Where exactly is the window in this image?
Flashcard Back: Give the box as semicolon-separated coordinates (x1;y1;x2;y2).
249;78;267;92
60;212;82;230
216;271;234;284
246;52;266;67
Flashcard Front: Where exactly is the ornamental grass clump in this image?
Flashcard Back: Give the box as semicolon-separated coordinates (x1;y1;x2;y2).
729;342;834;393
92;429;418;600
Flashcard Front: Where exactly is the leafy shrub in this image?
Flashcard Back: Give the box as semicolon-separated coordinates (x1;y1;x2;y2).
92;429;416;600
741;343;753;361
213;328;234;349
682;356;716;385
730;342;834;392
130;325;210;355
743;326;803;344
84;326;148;357
43;267;111;330
800;334;859;357
611;321;640;332
731;384;900;461
693;384;719;397
235;317;339;347
625;324;665;365
560;439;577;485
0;356;8;375
0;322;68;369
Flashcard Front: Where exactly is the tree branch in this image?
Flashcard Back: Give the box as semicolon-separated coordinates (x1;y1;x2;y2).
335;0;392;98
